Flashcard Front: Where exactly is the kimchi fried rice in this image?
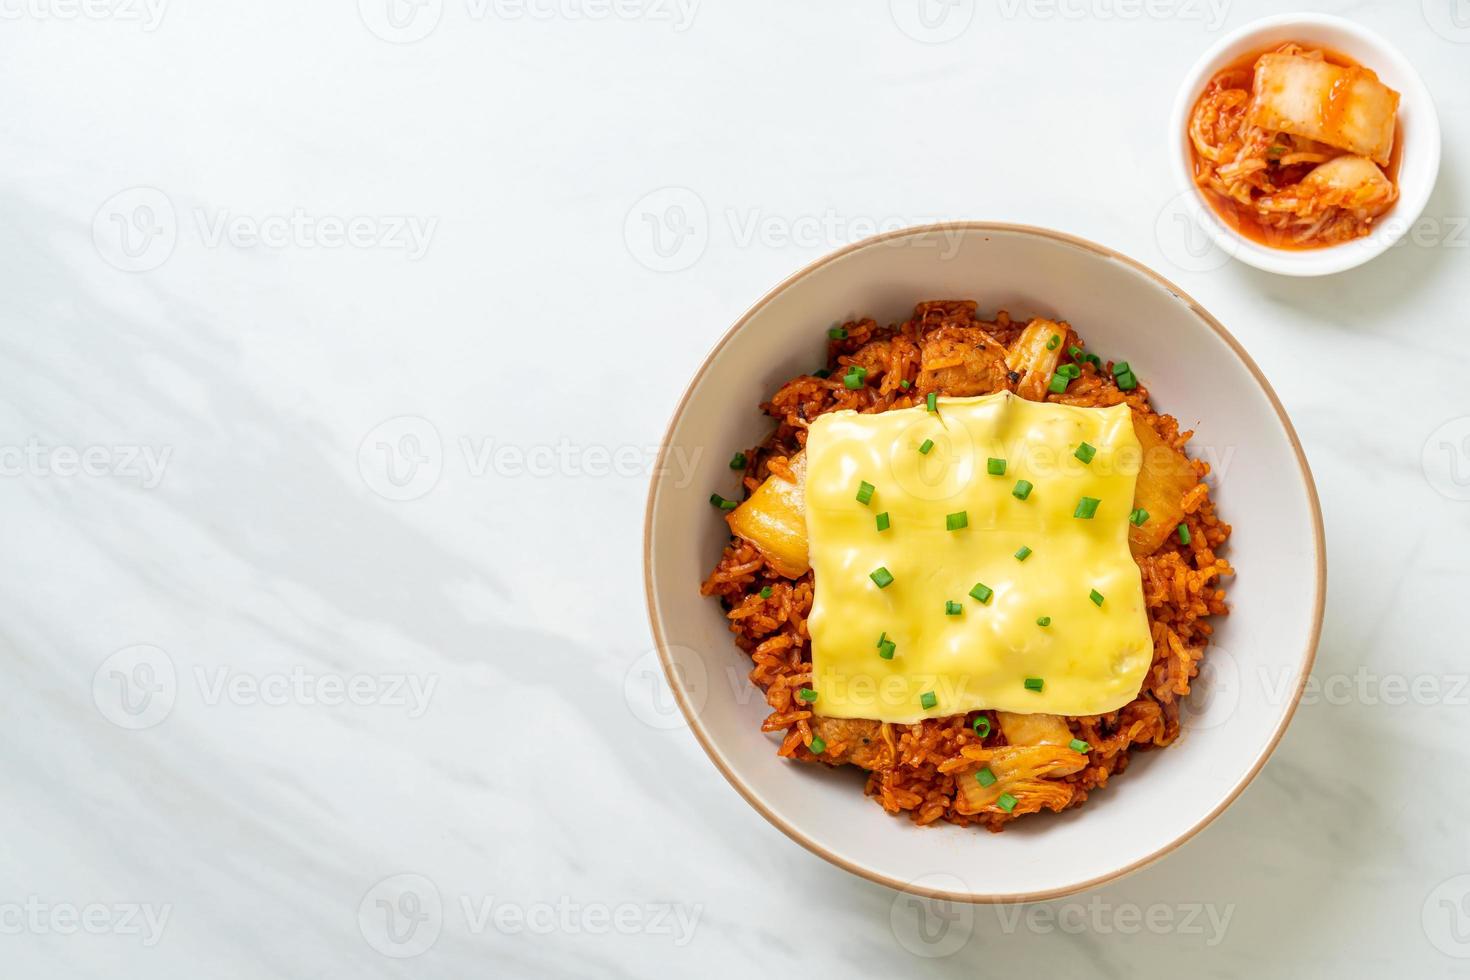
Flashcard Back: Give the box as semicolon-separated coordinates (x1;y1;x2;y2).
700;300;1232;831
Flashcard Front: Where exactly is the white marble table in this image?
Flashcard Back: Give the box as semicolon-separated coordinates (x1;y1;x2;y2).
2;0;1467;975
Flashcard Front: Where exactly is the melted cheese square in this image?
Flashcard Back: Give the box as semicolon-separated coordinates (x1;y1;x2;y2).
806;392;1151;722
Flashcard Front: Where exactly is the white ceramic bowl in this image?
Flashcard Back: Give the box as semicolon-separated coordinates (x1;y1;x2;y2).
644;224;1325;902
1169;13;1440;277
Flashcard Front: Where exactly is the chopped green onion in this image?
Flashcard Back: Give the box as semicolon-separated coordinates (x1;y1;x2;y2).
878;638;896;660
1045;334;1061;351
1057;363;1080;379
1129;507;1150;526
843;365;867;389
997;792;1018;813
828;327;847;340
926;392;937;412
856;480;875;505
869;566;894;589
920;691;937;709
899;379;911;390
1089;589;1105;607
973;716;991;738
969;582;993;604
1024;676;1044;692
728;452;747;469
876;631;887;647
1012;479;1033;500
813;368;831;379
987;457;1007;476
945;600;963;616
1069;738;1090;753
1048;373;1069;394
1081;352;1102;369
759;586;773;599
798;688;818;703
976;767;997;787
946;511;968;531
1177;523;1192;545
1112;361;1131;376
1074;441;1096;464
1014;546;1032;561
918;438;935;455
1036;616;1051;627
1115;370;1138;391
1074;496;1100;519
1067;344;1083;359
808;735;826;754
876;511;890;532
709;493;738;510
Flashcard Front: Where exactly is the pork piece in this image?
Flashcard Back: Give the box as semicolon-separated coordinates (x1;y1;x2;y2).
916;325;1010;396
810;717;890;769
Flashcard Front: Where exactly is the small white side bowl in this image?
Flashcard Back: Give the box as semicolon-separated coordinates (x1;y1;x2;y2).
1169;13;1440;277
645;224;1325;903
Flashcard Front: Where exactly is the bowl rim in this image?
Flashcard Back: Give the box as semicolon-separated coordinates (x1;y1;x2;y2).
642;222;1326;904
1167;12;1442;277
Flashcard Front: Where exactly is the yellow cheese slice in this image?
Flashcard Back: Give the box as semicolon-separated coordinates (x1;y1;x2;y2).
806;392;1150;722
